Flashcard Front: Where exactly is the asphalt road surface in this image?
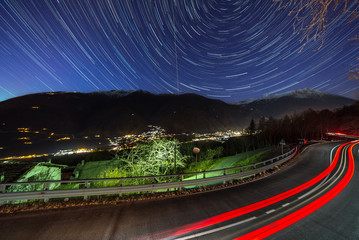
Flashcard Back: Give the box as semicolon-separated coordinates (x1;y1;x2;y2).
1;141;358;240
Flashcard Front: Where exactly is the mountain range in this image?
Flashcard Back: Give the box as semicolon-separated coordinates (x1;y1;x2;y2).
0;89;355;137
233;88;355;119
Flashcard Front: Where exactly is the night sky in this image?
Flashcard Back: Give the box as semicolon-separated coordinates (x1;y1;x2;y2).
0;0;358;103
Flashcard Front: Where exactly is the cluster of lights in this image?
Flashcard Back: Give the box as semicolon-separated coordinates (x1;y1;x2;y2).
192;130;244;142
3;125;247;162
17;127;30;133
110;125;173;150
17;127;49;134
54;148;95;156
0;147;95;161
18;137;30;140
15;127;52;145
0;153;49;161
55;137;71;142
2;125;107;161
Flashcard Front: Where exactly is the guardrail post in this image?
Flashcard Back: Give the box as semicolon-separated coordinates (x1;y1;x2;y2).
44;194;49;203
119;179;123;196
0;184;5;193
152;177;155;193
83;181;88;200
43;183;49;202
223;169;226;184
179;175;183;191
202;172;206;189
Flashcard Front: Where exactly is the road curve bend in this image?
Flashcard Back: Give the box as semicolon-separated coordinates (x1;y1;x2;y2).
0;141;358;240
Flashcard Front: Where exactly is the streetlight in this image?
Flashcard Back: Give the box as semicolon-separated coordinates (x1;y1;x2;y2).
193;147;200;179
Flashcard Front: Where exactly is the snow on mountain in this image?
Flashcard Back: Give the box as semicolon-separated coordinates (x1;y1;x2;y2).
88;90;137;97
278;88;326;98
233;88;338;105
231;88;355;119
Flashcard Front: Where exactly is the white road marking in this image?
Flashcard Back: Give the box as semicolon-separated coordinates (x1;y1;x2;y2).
174;143;349;240
174;217;257;240
301;147;309;154
265;209;276;214
297;144;340;200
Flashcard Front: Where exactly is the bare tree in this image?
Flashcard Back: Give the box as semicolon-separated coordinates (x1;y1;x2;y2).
275;0;359;80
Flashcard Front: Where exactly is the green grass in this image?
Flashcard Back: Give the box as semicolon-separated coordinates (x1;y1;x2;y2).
68;147;284;190
74;159;122;179
57;183;81;190
183;148;270;181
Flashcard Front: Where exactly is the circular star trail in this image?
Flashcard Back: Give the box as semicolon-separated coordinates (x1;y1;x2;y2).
0;0;358;102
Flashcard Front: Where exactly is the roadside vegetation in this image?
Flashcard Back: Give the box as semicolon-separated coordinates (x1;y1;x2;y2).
63;138;286;187
3;113;302;196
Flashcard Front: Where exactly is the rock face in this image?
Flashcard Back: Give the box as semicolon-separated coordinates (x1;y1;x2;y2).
0;89;354;137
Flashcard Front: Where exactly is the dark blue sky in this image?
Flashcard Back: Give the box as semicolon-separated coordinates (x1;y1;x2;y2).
0;0;358;102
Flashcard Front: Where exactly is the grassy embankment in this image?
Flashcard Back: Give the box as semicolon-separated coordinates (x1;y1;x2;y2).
183;147;271;183
44;146;288;192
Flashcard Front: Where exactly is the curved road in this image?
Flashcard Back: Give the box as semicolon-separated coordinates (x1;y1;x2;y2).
1;141;358;240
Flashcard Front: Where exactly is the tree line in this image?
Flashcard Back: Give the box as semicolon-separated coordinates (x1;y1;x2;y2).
256;101;359;145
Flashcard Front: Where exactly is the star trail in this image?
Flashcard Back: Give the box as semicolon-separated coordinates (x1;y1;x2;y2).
0;0;358;102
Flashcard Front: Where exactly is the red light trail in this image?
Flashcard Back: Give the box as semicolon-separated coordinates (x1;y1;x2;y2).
235;141;358;240
170;142;350;238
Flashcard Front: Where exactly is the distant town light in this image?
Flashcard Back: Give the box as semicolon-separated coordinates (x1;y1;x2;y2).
17;127;30;133
18;137;30;140
55;137;71;141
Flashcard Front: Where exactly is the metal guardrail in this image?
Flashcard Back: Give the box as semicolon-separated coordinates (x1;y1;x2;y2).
0;148;297;204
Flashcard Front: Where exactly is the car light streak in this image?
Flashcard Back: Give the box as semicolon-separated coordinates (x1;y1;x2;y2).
235;141;358;240
169;142;350;238
327;133;359;139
